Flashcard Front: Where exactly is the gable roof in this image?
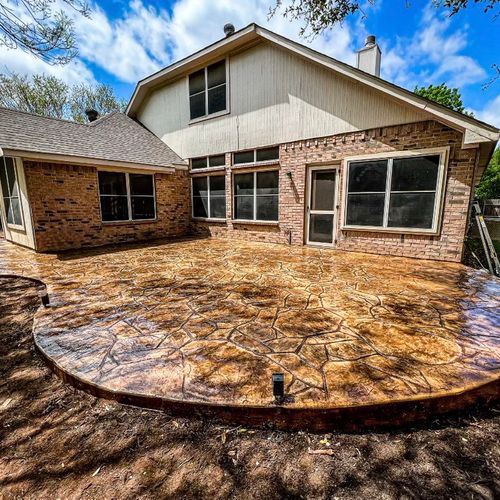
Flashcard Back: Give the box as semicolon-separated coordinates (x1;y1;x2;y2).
126;23;499;147
0;108;186;170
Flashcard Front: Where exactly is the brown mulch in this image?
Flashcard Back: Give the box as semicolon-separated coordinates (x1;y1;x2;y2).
0;276;499;499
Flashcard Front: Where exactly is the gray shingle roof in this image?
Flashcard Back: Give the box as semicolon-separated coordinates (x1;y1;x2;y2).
0;107;186;169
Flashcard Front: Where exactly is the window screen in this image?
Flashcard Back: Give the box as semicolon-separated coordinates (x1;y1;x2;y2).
192;175;226;219
0;157;23;226
98;171;155;222
189;60;227;120
345;154;442;231
233;171;279;221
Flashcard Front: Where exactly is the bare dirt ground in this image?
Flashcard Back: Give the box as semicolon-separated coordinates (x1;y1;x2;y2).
1;276;499;500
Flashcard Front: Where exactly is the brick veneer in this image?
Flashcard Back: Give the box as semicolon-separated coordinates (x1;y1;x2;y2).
24;161;191;252
191;120;478;262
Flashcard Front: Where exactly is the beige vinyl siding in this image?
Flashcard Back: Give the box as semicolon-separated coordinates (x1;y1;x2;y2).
137;42;429;159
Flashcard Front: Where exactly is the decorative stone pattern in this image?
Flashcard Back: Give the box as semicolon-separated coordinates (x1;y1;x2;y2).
1;237;498;419
24;162;191;252
191;120;478;262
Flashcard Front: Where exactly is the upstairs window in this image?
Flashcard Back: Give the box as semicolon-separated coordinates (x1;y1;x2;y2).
233;146;279;165
98;171;155;222
344;151;445;232
0;157;23;227
189;60;227;120
190;154;226;170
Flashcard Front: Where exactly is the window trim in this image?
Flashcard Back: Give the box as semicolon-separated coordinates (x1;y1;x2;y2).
341;147;449;235
232;146;280;167
188;58;230;124
191;173;227;222
232;168;280;223
0;156;25;230
97;169;157;223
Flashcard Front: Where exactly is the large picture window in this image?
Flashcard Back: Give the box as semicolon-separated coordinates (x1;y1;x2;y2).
189;60;227;120
192;175;226;219
233;170;279;222
344;151;445;232
0;157;23;227
98;171;155;222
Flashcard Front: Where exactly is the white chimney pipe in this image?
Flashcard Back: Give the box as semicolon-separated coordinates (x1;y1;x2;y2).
356;35;381;77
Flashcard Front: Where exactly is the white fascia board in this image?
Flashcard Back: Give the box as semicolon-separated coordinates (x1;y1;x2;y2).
2;149;178;173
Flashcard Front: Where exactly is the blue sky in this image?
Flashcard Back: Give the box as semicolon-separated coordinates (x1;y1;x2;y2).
1;0;499;125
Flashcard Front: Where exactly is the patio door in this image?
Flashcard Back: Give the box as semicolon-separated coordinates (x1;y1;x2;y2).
305;167;337;246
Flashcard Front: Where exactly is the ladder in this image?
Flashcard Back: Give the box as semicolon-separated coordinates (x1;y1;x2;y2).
472;201;500;276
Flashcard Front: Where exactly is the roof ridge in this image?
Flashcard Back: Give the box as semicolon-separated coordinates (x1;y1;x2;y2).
88;110;120;127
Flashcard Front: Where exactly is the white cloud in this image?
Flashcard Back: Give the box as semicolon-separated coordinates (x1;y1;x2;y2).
380;4;486;89
473;95;500;128
0;44;95;86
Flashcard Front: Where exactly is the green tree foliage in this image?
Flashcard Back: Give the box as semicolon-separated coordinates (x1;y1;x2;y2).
414;83;474;116
0;1;90;64
270;0;498;36
0;73;127;123
476;148;500;200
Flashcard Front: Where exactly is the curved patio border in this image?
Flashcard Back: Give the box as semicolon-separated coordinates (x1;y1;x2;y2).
33;331;499;432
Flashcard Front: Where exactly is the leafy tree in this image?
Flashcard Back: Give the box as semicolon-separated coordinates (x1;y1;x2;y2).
476;148;500;200
270;1;499;36
414;83;474;116
0;73;127;123
0;0;90;64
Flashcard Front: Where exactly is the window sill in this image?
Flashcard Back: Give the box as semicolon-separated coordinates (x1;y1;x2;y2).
231;219;279;226
189;109;230;125
341;225;440;236
231;161;280;170
101;218;157;226
190;166;226;174
192;217;227;223
6;223;25;231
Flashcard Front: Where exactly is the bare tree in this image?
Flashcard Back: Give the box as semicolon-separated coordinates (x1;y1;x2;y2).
0;0;90;64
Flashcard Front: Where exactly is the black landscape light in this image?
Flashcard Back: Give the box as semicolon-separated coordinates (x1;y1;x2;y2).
39;290;50;307
272;372;285;402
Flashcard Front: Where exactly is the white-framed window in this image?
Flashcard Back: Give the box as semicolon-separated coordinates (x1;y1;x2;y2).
192;175;226;219
190;154;226;170
233;170;279;222
0;156;23;228
98;171;156;222
189;59;228;121
233;146;279;166
343;149;447;233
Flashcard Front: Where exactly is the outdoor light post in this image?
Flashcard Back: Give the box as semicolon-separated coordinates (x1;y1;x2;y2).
272;373;285;404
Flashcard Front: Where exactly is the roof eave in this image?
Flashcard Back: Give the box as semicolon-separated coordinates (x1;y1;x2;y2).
0;148;182;172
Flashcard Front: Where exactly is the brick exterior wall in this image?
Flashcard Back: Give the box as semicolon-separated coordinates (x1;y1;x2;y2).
24;161;191;252
191;121;478;262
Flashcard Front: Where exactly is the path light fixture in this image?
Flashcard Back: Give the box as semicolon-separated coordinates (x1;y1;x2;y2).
272;372;285;403
39;290;50;307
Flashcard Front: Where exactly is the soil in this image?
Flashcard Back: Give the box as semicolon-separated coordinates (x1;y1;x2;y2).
1;276;499;499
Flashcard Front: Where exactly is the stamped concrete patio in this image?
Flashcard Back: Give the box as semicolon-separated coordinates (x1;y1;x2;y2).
0;237;499;430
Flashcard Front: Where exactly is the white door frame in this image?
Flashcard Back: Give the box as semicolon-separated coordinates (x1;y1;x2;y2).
305;165;340;247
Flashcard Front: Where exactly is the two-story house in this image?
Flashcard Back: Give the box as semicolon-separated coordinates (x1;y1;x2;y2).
0;23;498;261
